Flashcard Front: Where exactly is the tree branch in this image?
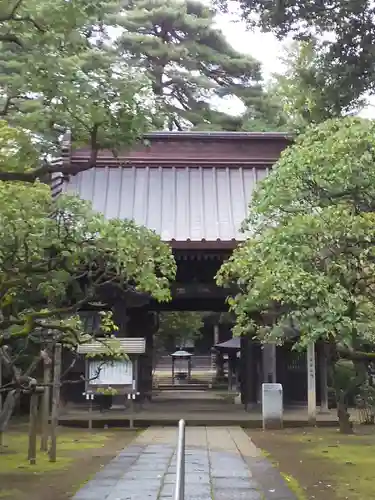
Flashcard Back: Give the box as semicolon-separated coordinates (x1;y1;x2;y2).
0;34;22;46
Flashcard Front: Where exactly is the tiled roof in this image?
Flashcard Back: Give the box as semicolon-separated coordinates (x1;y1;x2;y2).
63;165;269;242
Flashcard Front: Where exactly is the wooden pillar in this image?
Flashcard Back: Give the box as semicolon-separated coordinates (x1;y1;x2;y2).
217;352;224;379
213;324;220;345
319;343;329;413
307;343;317;425
143;328;154;398
112;302;128;336
228;354;235;391
240;336;246;405
188;357;192;382
213;324;222;379
262;344;277;383
240;336;256;409
127;310;157;400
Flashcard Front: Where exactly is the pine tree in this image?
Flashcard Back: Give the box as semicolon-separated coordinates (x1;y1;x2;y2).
115;0;266;130
0;0;151;161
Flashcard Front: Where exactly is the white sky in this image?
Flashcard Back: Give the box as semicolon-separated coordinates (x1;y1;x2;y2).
215;14;286;80
214;10;375;118
211;13;288;115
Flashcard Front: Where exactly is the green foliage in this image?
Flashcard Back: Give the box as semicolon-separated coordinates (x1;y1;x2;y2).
0;121;39;173
0;1;177;433
0;183;176;341
0;121;175;405
114;0;274;130
83;337;128;361
281;474;306;500
95;386;118;396
240;94;290;133
156;312;204;351
219;0;374;116
0;0;153;161
0;429;112;473
0;0;290;142
331;361;356;395
248;117;375;227
356;381;375;424
269;41;348;131
217;118;375;351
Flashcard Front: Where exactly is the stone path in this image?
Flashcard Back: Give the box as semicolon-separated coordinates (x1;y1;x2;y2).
72;426;297;500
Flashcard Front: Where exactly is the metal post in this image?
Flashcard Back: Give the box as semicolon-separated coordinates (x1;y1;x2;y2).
128;393;135;429
174;419;185;500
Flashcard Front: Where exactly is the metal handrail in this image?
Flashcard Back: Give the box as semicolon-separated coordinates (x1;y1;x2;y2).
174;419;186;500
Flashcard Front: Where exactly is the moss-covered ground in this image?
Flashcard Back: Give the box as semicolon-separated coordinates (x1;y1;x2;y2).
249;426;375;500
0;424;138;500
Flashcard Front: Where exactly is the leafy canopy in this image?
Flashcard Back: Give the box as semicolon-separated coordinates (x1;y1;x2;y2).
216;0;375;116
217;118;375;350
0;122;176;380
157;312;204;350
0;0;153;178
268;41;352;132
114;0;270;130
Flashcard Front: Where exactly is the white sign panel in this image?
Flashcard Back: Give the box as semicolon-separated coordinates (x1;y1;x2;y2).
89;359;133;385
262;383;283;430
307;343;316;424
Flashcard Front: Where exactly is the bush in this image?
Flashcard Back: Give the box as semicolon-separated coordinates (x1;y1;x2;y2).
355;383;375;425
328;361;357;407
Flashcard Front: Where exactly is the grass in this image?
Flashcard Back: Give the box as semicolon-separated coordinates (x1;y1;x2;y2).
294;430;375;499
0;430;112;474
0;426;139;500
251;427;375;500
281;473;307;500
0;491;22;499
260;446;307;499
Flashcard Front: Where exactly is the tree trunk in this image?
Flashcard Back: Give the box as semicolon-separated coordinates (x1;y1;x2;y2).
334;359;367;434
337;391;353;434
0;390;19;437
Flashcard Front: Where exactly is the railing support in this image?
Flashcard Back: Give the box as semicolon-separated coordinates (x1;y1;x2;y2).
174;419;186;500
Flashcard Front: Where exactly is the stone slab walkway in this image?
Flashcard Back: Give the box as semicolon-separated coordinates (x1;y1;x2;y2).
72;426;297;500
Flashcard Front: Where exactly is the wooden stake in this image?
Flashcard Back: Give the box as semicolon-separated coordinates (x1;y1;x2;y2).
88;398;93;431
319;343;329;414
49;343;62;463
28;393;39;464
40;355;52;451
307;343;317;425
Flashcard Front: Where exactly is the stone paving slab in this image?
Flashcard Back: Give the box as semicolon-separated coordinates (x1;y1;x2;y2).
71;426;297;500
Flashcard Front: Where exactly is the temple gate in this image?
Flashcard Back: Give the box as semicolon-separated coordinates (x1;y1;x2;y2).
55;131;328;410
